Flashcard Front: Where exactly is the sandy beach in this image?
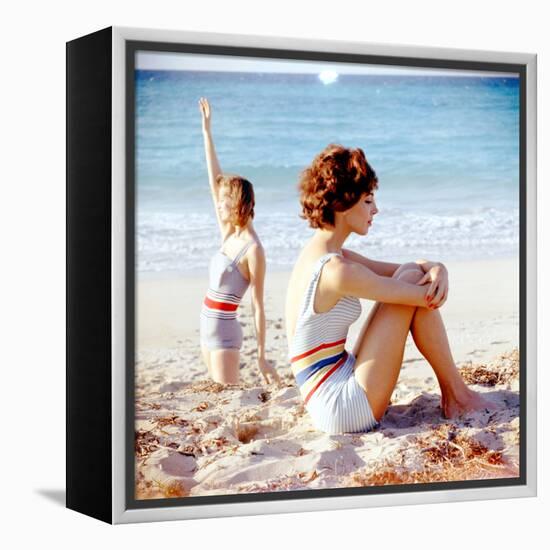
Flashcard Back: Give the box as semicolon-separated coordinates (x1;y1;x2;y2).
135;257;520;499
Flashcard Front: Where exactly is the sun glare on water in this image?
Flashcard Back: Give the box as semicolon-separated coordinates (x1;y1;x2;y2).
318;70;339;85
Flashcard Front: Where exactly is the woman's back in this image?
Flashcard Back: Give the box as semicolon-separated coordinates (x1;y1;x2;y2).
286;252;361;405
285;249;315;344
285;247;348;342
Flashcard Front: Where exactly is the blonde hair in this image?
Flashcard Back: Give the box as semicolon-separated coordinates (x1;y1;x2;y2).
216;174;255;226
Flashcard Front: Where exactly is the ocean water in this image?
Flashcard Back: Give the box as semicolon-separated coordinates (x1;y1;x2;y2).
135;70;520;275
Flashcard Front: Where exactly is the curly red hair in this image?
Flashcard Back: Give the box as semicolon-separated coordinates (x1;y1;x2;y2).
216;174;255;227
298;144;378;229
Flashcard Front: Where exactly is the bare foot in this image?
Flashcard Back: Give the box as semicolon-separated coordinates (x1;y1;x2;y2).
440;387;496;419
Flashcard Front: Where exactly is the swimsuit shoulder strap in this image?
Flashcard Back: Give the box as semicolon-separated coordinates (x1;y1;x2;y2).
288;253;342;361
232;239;255;265
299;252;341;318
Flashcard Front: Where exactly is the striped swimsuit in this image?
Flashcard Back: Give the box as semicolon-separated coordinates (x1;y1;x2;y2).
200;239;253;351
289;253;379;434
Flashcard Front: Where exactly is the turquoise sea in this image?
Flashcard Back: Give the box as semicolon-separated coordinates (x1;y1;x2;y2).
136;70;520;274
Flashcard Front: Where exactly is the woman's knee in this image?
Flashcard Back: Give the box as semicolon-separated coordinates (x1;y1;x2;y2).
392;262;422;278
393;262;424;284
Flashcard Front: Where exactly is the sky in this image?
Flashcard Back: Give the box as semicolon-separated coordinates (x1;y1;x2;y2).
136;51;519;78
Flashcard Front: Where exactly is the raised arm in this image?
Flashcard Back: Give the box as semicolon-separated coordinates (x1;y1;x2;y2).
325;256;432;308
198;97;229;239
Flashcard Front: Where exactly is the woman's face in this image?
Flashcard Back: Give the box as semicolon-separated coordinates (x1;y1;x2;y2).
342;192;378;235
217;186;235;224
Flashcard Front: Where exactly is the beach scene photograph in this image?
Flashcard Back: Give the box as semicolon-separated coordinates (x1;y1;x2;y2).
133;50;521;500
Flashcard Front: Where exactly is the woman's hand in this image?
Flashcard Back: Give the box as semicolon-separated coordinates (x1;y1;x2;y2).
198;97;211;134
416;262;448;309
258;357;281;385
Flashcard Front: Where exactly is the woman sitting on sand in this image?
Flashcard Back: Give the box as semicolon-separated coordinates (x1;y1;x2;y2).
285;144;493;434
198;98;280;386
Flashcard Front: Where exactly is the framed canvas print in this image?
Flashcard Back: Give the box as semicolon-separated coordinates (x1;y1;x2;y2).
66;26;537;524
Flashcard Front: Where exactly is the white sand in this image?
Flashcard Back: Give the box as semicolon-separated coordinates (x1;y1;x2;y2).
135;257;520;499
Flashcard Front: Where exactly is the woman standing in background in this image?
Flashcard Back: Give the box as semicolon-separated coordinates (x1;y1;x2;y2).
198;98;280;386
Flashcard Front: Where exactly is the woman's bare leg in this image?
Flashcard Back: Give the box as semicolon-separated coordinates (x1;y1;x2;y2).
408;278;494;417
201;345;213;378
201;346;240;383
209;349;240;384
352;266;422;421
353;262;493;421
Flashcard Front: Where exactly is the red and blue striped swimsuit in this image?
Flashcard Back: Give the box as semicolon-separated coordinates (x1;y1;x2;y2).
289;253;361;404
200;239;253;350
289;252;378;434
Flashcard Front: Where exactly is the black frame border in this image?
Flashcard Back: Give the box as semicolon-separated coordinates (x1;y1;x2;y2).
66;26;113;524
125;38;527;511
